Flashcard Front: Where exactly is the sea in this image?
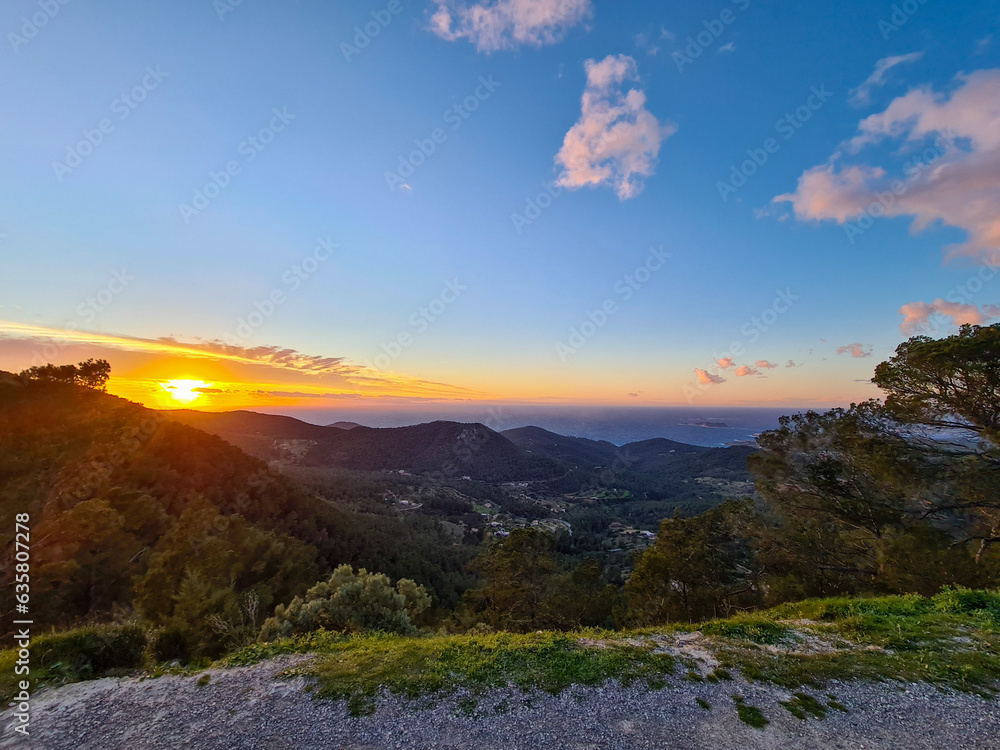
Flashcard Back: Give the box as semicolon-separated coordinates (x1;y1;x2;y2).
273;405;814;448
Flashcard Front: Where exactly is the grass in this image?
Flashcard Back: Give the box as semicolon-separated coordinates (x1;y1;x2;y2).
732;694;769;728
0;624;146;704
3;588;998;713
303;631;675;716
712;589;1000;697
779;692;828;720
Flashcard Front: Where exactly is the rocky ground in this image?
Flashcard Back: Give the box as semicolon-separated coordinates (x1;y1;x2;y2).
3;654;999;750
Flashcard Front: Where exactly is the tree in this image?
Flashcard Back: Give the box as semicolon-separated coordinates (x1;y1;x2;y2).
748;326;1000;597
626;500;762;624
259;565;430;640
19;359;111;390
459;529;618;632
874;323;1000;445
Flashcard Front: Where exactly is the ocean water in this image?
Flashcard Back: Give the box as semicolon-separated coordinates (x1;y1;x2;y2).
274;405;811;448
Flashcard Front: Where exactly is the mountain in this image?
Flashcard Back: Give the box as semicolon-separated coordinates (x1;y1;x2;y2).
161;410;757;488
163;411;564;482
327;421;362;429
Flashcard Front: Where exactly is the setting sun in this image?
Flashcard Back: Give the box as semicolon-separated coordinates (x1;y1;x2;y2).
161;379;211;404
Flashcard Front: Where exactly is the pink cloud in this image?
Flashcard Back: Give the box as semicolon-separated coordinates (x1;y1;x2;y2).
716;356;735;369
837;343;873;358
734;365;758;377
774;69;1000;263
429;0;593;52
555;55;675;200
899;299;1000;335
754;359;778;369
694;368;725;385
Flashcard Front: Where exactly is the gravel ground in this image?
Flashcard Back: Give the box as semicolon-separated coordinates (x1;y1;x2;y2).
3;655;999;750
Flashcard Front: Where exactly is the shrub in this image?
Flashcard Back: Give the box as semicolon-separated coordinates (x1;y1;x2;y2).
32;624;146;679
259;565;431;641
933;588;1000;620
147;625;191;663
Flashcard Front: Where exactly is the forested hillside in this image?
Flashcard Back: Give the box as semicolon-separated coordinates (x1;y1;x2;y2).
0;376;476;656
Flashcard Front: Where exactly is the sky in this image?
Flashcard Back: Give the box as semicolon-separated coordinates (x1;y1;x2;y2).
1;0;998;417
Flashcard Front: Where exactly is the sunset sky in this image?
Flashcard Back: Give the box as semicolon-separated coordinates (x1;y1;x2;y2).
1;0;999;414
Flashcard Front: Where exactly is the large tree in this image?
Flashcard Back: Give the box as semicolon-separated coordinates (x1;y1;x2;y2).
749;325;1000;595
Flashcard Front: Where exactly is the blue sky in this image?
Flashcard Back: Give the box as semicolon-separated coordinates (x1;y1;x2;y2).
1;0;998;410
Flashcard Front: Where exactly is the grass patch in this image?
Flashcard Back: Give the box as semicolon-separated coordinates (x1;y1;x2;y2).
696;697;711;710
733;695;769;728
0;624;146;704
307;631;675;716
196;674;211;687
827;698;849;713
702;618;789;645
780;692;828;720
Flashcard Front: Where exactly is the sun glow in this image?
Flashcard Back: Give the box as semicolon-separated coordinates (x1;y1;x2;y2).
161;379;211;404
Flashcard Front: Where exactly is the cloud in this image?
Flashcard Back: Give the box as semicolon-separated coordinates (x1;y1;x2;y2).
837;343;873;358
555;54;674;200
754;359;778;369
716;356;735;369
899;299;1000;335
627;391;639;397
848;52;924;107
0;320;482;400
695;368;725;385
775;69;1000;264
785;360;798;368
734;365;758;377
429;0;592;52
718;42;735;53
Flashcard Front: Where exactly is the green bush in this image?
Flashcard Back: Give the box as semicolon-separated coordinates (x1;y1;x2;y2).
147;625;191;663
260;565;431;641
933;588;1000;619
32;624;146;678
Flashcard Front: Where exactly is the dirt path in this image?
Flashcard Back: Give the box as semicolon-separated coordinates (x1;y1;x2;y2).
3;655;999;749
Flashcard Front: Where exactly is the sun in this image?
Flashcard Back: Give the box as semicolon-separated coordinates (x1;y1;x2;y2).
161;379;211;404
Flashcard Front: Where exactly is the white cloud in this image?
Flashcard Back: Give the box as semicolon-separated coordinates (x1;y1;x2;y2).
899;299;1000;335
718;42;735;54
695;368;725;385
555;54;674;200
837;343;873;358
776;69;1000;264
429;0;592;53
848;52;924;107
